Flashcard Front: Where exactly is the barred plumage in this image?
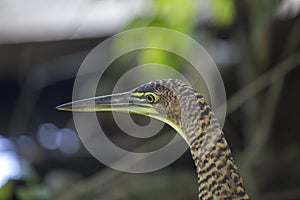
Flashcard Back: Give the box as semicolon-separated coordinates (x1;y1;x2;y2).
57;79;249;199
133;79;249;199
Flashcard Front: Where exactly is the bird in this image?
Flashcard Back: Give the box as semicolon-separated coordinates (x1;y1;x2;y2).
57;79;249;200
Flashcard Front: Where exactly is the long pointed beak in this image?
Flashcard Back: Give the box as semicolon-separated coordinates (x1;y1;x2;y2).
56;91;159;116
56;91;187;143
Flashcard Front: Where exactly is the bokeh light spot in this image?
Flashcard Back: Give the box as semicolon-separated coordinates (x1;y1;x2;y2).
56;128;80;154
37;123;59;150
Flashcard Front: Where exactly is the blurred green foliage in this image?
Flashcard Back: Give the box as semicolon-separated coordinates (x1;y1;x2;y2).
128;0;197;32
114;0;198;70
210;0;235;26
0;181;13;200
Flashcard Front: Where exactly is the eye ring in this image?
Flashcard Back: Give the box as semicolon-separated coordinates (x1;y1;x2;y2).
145;93;156;104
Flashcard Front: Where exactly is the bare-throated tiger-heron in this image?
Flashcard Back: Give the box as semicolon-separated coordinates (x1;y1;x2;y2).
57;79;249;199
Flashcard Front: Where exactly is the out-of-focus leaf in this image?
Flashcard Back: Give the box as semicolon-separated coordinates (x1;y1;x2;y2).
113;0;197;72
210;0;235;26
0;181;14;200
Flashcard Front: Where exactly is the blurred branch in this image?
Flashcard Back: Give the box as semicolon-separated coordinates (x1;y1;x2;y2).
281;19;300;57
53;167;120;200
230;50;300;199
227;51;300;115
255;79;284;150
239;79;284;199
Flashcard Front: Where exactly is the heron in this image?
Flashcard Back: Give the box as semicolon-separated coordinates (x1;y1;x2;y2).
57;79;249;199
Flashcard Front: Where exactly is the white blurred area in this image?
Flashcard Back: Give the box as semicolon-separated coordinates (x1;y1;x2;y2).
1;0;298;44
0;0;149;44
0;136;21;187
275;0;300;18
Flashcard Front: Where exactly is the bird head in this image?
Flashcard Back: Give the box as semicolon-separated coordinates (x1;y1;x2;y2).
56;79;187;142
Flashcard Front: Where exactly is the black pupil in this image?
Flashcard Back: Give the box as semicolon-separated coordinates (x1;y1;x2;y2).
147;95;154;102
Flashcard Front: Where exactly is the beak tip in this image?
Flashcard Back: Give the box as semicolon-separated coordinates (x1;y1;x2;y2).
55;105;62;110
56;102;72;111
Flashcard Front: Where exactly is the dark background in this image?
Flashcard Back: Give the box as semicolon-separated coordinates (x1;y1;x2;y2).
0;1;300;199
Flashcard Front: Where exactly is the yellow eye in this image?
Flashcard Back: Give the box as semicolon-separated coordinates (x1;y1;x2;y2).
145;93;156;103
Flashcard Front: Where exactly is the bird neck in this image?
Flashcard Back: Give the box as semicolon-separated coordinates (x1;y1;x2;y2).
191;131;249;199
178;93;249;199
